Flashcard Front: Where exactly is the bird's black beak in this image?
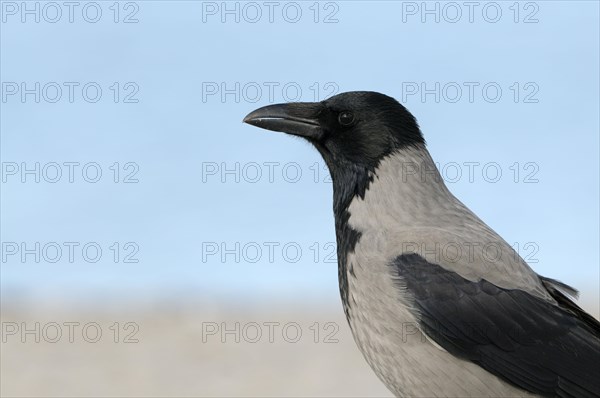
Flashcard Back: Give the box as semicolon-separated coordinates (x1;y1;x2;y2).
243;102;325;140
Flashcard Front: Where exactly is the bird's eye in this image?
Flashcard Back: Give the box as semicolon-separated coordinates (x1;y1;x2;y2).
338;112;355;126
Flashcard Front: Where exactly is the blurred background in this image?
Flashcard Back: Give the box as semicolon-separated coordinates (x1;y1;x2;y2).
1;1;598;396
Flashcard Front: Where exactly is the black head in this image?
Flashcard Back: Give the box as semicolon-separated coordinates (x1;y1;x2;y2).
243;91;424;173
243;92;424;316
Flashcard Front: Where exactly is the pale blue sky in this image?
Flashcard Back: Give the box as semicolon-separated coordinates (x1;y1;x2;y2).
1;1;598;309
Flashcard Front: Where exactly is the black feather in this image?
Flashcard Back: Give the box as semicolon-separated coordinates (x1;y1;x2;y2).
391;253;600;398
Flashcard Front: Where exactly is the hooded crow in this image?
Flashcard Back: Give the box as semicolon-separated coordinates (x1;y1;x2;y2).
243;91;600;398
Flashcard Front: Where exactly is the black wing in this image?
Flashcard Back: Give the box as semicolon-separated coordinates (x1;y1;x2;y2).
391;253;600;398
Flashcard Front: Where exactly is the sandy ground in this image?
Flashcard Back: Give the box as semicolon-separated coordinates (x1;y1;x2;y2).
1;299;392;397
1;297;598;398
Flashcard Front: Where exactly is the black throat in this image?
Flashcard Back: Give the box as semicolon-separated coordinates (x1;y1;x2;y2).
325;157;375;322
